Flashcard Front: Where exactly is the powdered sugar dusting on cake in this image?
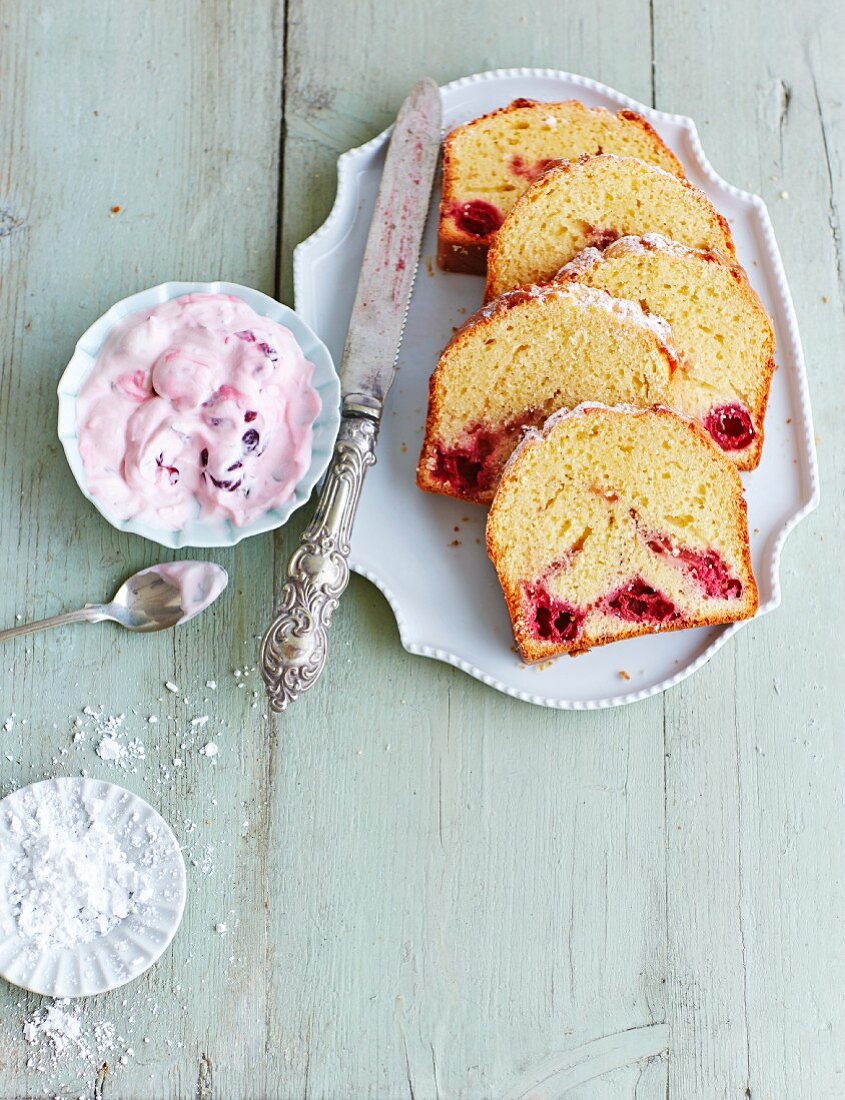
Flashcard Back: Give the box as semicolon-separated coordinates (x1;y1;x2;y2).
555;247;605;281
542;152;683;189
558;234;731;291
455;279;676;362
499;402;678;482
600;232;728;264
614;232;697;258
565;282;676;353
542;401;702;434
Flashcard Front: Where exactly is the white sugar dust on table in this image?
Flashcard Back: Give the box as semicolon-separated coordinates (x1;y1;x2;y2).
22;998;134;1084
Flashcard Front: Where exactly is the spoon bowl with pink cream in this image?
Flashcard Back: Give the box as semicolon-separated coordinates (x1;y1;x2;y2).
58;282;341;548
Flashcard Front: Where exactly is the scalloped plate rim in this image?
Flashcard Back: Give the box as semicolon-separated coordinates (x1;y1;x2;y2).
295;67;820;710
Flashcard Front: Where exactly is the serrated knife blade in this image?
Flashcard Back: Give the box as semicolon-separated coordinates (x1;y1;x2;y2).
260;78;442;711
341;77;442;415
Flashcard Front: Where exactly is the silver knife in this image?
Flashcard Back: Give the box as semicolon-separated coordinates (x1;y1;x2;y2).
260;78;442;711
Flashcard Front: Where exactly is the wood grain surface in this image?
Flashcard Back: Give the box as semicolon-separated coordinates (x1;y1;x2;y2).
0;1;841;1097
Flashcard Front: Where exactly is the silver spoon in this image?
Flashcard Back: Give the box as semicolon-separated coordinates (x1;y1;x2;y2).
0;562;228;642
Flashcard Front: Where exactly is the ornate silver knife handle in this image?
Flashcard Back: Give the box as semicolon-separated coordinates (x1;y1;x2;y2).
260;411;379;711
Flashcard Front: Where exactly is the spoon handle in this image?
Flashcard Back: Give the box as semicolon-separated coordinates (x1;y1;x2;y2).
0;605;106;643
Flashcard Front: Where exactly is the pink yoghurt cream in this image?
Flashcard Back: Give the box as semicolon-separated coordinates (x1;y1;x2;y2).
77;293;322;529
145;561;229;623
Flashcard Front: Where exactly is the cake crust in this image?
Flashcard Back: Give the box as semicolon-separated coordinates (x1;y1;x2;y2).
484;154;736;301
438;99;685;275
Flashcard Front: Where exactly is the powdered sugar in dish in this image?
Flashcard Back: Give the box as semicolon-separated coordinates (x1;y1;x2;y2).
6;787;155;951
0;778;186;996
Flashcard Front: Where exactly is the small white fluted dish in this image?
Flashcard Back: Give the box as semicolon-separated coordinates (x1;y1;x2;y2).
295;67;820;710
57;281;342;549
0;778;187;998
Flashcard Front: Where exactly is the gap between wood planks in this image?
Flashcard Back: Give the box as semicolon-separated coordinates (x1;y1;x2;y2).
812;74;845;307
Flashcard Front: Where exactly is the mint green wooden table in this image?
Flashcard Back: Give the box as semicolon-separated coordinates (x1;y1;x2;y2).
0;2;842;1097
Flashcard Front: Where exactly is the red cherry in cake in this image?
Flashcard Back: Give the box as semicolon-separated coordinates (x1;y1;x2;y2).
645;531;743;600
431;428;498;496
602;577;679;623
430;414;547;499
675;547;743;600
704;403;755;451
585;226;622;251
244;410;258;423
433;450;487;495
522;582;585;644
448;200;503;239
509;156;559;183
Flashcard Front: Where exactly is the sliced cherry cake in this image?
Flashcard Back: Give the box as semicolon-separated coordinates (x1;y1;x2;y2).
558;234;775;470
486;404;758;662
484;154;736;301
417;282;677;504
438;98;684;275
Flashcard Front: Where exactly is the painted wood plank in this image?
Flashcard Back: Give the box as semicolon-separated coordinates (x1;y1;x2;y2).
0;2;283;1097
656;0;845;1096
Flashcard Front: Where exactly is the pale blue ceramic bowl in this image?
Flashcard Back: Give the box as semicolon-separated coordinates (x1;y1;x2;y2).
57;281;341;549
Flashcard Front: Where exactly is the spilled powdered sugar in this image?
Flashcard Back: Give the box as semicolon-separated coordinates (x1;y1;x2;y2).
22;999;132;1076
0;660;260;1089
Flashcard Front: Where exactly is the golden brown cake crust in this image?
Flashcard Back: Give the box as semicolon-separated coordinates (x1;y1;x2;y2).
484;154;737;301
436;233;488;276
437;99;685;274
486;404;758;662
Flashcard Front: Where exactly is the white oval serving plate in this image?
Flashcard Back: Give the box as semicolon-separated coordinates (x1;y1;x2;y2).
294;68;819;709
58;280;342;549
0;778;186;997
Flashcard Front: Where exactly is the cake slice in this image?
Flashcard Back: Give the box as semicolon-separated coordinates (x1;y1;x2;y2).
484;154;736;300
487;404;757;661
557;234;775;469
438;98;684;275
417;282;677;504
